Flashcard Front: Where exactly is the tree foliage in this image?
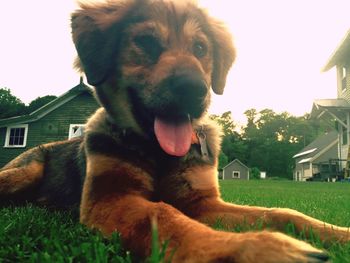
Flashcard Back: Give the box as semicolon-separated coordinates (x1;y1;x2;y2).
0;88;26;118
27;95;57;113
211;109;330;179
211;112;248;164
0;88;57;118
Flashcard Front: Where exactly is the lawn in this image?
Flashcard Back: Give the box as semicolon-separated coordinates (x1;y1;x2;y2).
0;180;350;262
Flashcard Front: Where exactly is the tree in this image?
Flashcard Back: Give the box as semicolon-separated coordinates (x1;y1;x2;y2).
218;152;228;170
0;88;26;118
210;111;236;137
210;111;248;164
26;95;57;113
241;108;330;179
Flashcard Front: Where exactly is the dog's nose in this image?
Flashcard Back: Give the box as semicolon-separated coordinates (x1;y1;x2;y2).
171;75;208;100
155;74;209;118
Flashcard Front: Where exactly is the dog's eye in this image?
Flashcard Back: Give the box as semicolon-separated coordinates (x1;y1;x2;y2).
134;35;163;61
193;41;207;58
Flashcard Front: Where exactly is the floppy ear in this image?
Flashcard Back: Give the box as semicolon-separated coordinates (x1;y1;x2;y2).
71;2;135;86
209;18;236;95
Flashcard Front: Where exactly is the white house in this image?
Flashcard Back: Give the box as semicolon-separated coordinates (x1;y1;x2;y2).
310;30;350;179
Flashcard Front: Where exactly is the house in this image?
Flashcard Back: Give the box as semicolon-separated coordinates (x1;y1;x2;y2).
310;29;350;179
0;81;100;168
293;131;339;181
222;159;250;180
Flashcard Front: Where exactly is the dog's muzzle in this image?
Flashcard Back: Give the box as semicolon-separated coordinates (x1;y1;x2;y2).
156;74;209;119
152;74;209;157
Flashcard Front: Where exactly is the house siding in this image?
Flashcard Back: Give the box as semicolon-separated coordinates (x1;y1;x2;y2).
0;92;99;168
24;93;99;147
295;162;312;181
223;161;249;180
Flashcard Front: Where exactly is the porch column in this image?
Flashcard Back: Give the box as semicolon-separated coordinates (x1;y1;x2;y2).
347;112;350;149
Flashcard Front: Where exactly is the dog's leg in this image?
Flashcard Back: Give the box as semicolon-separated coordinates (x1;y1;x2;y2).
0;147;44;199
83;154;328;262
159;164;350;245
195;198;350;244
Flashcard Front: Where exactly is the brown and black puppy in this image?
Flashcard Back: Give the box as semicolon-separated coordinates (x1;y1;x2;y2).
0;0;348;262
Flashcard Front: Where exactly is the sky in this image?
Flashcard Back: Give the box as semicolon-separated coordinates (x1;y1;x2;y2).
1;1;350;124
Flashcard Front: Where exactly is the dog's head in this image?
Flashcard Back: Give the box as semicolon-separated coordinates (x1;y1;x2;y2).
72;0;235;156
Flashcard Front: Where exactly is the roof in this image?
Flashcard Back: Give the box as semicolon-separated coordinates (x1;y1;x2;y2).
310;99;350;119
298;157;313;164
323;30;350;71
293;131;338;162
0;82;94;128
223;159;249;170
293;148;317;158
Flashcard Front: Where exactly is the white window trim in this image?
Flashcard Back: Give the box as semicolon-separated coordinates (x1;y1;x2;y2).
4;124;29;148
68;124;85;140
232;171;240;179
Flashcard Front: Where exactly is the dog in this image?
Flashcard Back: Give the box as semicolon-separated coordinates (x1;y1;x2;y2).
0;0;348;262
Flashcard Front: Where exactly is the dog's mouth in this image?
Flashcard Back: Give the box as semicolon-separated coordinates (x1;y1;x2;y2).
154;115;193;157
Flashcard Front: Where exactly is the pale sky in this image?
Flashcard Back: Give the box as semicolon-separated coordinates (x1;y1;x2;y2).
1;1;350;124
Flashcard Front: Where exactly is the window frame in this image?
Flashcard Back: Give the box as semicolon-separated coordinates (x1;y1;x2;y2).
232;171;240;179
4;124;29;148
68;124;85;140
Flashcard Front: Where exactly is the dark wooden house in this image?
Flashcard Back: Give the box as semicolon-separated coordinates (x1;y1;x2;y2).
0;82;99;168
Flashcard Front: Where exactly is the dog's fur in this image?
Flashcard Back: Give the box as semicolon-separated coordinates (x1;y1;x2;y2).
0;0;348;262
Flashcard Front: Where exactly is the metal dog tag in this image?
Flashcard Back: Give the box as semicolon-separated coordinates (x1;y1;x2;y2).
197;129;209;161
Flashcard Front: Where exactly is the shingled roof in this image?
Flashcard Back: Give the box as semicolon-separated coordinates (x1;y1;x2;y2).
0;82;94;128
293;131;338;163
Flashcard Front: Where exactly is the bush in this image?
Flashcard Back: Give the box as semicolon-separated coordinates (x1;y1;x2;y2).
250;167;260;179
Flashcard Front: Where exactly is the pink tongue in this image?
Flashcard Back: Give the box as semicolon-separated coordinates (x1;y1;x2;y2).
154;117;192;157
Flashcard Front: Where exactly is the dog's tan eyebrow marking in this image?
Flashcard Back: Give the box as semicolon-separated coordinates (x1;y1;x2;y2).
183;18;208;42
183;18;201;36
130;21;169;41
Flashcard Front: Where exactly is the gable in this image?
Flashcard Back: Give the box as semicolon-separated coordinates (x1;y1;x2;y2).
323;30;350;71
223;159;249;171
24;92;99;145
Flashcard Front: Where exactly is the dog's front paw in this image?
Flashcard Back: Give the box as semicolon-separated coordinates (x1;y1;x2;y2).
231;232;329;263
172;231;329;263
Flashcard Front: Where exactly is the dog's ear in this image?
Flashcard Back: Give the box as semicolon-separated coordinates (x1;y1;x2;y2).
71;2;135;86
209;19;236;95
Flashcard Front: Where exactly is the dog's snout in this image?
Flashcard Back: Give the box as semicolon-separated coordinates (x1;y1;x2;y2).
153;74;209;118
171;75;208;99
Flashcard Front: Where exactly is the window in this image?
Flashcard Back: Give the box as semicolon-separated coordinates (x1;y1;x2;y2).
232;171;240;179
342;125;348;145
4;124;28;148
342;67;347;92
68;124;85;139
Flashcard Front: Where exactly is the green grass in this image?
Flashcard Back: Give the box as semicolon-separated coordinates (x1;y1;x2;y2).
220;180;350;262
0;180;350;262
0;206;132;263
